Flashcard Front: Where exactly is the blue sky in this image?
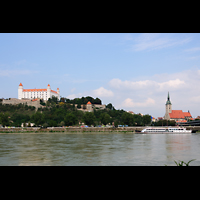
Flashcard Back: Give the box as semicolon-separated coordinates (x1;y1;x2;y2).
1;33;200;118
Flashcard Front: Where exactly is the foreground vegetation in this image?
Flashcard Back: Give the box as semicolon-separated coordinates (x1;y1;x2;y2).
165;159;196;166
0;96;152;127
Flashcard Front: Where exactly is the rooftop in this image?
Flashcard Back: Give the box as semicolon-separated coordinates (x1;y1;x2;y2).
169;110;192;119
23;89;47;92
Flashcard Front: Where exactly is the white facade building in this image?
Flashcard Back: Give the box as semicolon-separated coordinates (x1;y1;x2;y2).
18;83;60;101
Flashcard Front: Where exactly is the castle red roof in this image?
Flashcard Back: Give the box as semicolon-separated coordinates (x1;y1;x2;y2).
19;83;23;86
23;89;47;92
87;101;92;105
51;90;57;94
23;88;57;94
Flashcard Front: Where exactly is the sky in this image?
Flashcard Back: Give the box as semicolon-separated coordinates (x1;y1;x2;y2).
0;33;200;118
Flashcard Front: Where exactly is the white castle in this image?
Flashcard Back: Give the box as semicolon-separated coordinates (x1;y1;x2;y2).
18;83;60;101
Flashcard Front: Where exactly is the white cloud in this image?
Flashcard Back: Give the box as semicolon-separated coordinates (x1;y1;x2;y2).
66;94;78;99
109;78;185;91
58;68;200;118
93;87;114;97
14;59;26;66
70;88;76;93
158;79;185;89
66;92;85;99
186;56;200;60
131;33;191;51
122;98;155;108
108;68;200;117
0;69;38;77
66;87;114;100
190;95;200;103
109;78;156;89
184;47;200;52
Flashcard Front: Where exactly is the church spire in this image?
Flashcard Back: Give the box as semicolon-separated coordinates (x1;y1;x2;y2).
166;91;171;105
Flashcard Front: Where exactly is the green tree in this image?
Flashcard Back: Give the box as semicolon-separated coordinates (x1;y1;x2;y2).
46;101;50;107
42;122;48;128
143;115;151;125
94;98;102;105
60;97;65;103
28;122;31;127
153;119;175;126
82;112;96;126
31;112;45;126
58;121;65;127
49;120;57;127
77;103;81;109
23;122;26;127
106;103;114;110
64;113;78;126
121;112;134;126
114;119;119;127
40;99;46;106
100;113;111;125
0;113;10;127
133;114;143;126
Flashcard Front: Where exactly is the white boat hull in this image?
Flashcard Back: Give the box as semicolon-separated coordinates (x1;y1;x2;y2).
141;127;192;134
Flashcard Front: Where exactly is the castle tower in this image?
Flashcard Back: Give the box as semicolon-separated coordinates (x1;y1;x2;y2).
57;88;60;100
18;83;23;99
86;101;93;112
164;92;172;120
47;84;51;100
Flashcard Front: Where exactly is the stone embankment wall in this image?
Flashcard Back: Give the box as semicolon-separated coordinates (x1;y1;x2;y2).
48;127;144;132
1;126;200;133
2;98;43;110
0;127;144;132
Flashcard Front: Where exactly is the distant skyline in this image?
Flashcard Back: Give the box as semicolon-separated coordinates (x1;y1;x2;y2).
1;33;200;118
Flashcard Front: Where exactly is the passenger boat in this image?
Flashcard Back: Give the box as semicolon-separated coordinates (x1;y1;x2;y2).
141;127;191;134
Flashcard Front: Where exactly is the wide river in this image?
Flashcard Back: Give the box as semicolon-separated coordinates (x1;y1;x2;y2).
0;132;200;166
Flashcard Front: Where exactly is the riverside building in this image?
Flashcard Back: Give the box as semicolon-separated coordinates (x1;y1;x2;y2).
164;92;192;122
18;83;60;101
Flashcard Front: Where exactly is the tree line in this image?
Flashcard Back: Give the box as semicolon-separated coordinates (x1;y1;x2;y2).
0;96;153;127
61;96;102;105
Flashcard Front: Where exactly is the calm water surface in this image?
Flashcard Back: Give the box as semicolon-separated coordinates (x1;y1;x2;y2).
0;132;200;166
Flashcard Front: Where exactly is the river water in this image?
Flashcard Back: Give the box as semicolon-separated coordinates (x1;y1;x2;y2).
0;132;200;166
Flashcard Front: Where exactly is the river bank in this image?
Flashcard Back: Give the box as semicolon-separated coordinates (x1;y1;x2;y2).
1;126;200;133
0;127;143;133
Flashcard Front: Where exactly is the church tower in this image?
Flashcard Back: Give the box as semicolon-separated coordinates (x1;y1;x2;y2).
18;83;23;99
164;92;172;120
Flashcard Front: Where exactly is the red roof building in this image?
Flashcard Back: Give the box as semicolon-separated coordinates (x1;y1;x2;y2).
164;92;192;122
18;83;60;101
169;110;192;121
